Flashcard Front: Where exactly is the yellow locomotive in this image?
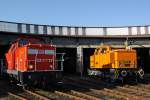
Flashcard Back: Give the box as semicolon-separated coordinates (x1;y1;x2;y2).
89;45;144;81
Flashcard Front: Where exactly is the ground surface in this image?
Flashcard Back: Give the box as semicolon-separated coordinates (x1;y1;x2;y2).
0;75;150;100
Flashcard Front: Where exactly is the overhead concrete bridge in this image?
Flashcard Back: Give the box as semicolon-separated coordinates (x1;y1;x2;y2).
0;21;150;36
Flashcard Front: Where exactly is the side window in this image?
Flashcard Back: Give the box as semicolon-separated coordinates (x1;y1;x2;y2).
45;50;55;55
95;48;102;55
101;48;107;53
19;39;29;46
94;49;98;55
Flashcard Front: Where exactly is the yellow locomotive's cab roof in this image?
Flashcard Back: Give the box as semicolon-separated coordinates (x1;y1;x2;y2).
113;49;136;52
98;45;136;52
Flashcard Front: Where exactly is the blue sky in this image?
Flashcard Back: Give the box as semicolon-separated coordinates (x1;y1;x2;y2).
0;0;150;26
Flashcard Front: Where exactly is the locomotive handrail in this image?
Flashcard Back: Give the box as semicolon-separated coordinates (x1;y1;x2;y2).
56;53;65;71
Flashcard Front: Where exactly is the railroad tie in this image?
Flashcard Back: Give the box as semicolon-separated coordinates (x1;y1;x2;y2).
90;88;129;100
71;90;102;100
104;88;135;100
125;85;150;93
7;92;27;100
139;84;150;88
24;89;49;100
55;91;86;100
117;86;145;100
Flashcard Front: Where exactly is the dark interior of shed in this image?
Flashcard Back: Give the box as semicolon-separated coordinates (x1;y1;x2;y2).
135;48;150;73
83;48;95;75
56;48;77;75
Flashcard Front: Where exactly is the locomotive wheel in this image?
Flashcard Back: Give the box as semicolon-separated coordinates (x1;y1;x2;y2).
8;76;18;85
22;83;28;89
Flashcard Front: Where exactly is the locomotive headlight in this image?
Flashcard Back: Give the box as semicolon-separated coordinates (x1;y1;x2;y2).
121;70;127;77
49;65;53;69
119;62;124;67
120;64;124;67
29;65;33;69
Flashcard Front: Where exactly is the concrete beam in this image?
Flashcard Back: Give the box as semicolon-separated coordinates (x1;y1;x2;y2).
76;46;83;76
56;45;126;48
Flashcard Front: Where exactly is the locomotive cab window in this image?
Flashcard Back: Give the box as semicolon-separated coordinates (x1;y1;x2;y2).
19;39;29;46
101;48;107;53
28;49;55;55
95;49;99;54
28;49;38;54
45;50;55;55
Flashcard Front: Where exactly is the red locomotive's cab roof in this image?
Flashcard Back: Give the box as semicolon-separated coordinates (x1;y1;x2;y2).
27;44;55;49
13;37;55;48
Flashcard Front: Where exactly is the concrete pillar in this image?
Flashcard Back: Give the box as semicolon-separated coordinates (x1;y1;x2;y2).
76;46;83;76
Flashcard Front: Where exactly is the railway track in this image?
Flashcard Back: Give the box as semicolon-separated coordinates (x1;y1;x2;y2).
34;85;102;100
62;76;126;100
6;91;26;100
23;76;150;100
1;75;150;100
55;91;87;100
2;88;50;100
63;75;150;100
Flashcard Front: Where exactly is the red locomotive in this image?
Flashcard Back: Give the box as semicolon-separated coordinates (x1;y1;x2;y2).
2;37;65;87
